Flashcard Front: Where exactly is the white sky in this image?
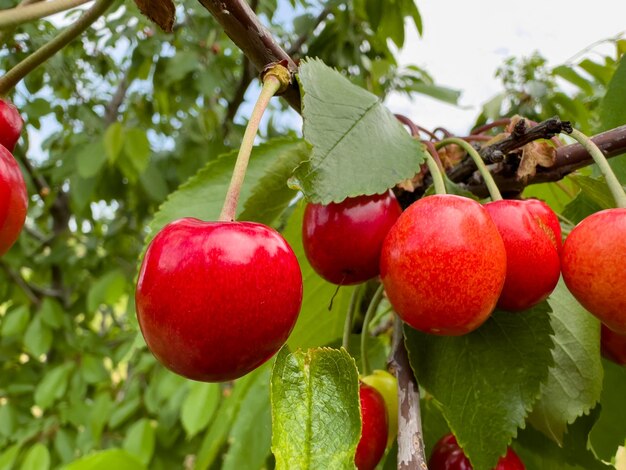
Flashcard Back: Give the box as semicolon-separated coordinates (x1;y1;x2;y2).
387;0;626;134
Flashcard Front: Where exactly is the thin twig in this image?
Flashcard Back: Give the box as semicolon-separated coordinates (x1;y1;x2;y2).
0;262;41;305
0;0;91;29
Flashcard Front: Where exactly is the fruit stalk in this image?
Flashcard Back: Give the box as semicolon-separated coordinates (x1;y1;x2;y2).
219;65;289;221
0;0;117;95
0;0;91;29
436;137;504;201
343;285;363;351
566;128;626;209
361;284;384;376
424;150;446;195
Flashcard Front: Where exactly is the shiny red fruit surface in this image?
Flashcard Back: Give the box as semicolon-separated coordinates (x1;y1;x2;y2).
0;145;28;256
0;99;23;152
429;434;525;470
355;383;388;470
601;323;626;365
302;191;402;285
485;199;561;311
523;198;562;253
562;209;626;334
380;195;507;335
136;219;303;382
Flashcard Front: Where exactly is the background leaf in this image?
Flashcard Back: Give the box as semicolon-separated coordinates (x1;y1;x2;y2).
181;383;220;439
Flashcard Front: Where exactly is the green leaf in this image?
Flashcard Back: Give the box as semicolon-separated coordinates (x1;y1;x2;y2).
408;83;460;104
123;419;155;466
579;58;614;85
283;202;353;350
148;137;305;242
87;270;127;312
104;122;124;163
81;355;108;384
0;444;21;470
239;140;310;225
76;140;107;178
62;449;145;470
271;347;361;470
123;128;151;174
1;305;30;337
403;0;423;35
23;316;53;358
404;306;554;470
181;382;220;439
109;397;141;429
599;56;626;180
553;65;594;95
378;2;405;48
0;405;16;437
590;359;626;460
20;443;50;470
39;298;65;329
527;279;603;444
569;174;617;210
292;59;424;204
34;363;74;410
222;365;272;470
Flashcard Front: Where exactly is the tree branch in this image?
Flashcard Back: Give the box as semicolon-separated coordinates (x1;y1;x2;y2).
0;0;91;29
389;317;428;470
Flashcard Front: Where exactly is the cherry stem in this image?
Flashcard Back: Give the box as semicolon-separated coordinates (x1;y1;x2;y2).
361;284;385;376
0;0;116;95
566;128;626;209
424;149;446;195
218;66;289;221
436;137;504;201
0;0;91;28
342;284;363;352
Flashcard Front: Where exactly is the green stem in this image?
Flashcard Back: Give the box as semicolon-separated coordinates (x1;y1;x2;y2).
0;0;116;95
435;137;503;201
0;0;90;29
219;74;282;221
342;285;363;352
424;150;446;195
361;284;385;376
567;128;626;209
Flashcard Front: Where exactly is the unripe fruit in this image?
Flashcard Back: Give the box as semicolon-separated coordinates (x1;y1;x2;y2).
485;199;561;311
0;99;23;152
302;191;402;285
0;145;28;256
361;370;398;446
136;218;303;382
380;195;507;335
562;209;626;334
429;434;525;470
355;383;388;470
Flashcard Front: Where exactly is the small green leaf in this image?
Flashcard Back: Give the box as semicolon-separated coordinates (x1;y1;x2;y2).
271;347;361;470
34;363;74;410
81;355;108;384
599;56;626;180
553;65;594;95
76;140;107;178
292;59;424;204
181;382;220;439
39;298;65;329
123;128;151;174
109;397;141;429
528;279;603;444
104;122;124;163
0;405;16;437
123;419;155;466
23;316;53;357
20;443;50;470
1;305;30;337
404;306;554;470
87;270;127;312
0;444;21;470
62;449;145;470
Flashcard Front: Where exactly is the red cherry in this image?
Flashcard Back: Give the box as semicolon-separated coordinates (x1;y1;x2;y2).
302;191;402;285
429;434;525;470
0;145;28;256
485;199;561;311
562;209;626;334
523;198;562;253
601;323;626;366
355;383;388;470
380;195;507;335
0;99;23;153
135;219;303;382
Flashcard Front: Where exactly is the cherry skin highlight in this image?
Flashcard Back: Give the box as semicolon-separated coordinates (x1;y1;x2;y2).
302;191;402;285
380;194;507;335
523;198;562;253
562;209;626;334
0;145;28;256
601;323;626;366
135;218;303;382
355;383;388;470
485;199;561;312
429;434;525;470
0;99;23;153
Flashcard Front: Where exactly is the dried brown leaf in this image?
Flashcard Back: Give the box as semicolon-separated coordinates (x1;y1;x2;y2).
516;141;556;182
134;0;175;33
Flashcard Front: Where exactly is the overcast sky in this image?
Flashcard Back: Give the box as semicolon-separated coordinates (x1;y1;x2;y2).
387;0;626;134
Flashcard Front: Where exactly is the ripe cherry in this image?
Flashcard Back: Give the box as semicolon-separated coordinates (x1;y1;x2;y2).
380;194;507;335
0;144;28;256
429;434;525;469
561;209;626;334
135;218;303;382
302;191;402;285
0;99;23;152
361;370;398;445
523;198;562;253
355;383;388;470
601;323;626;366
484;199;561;311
